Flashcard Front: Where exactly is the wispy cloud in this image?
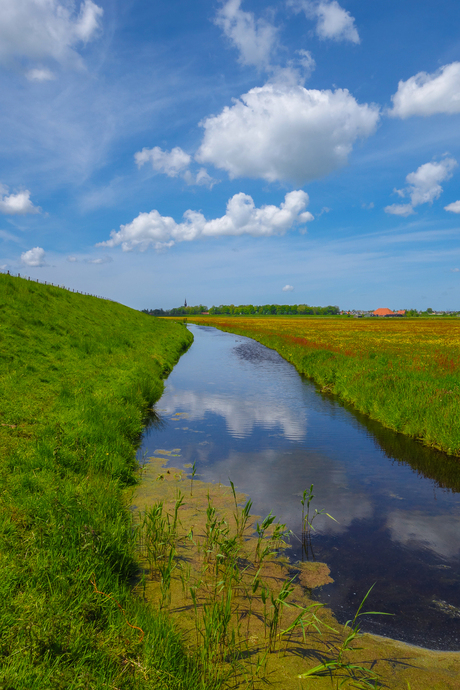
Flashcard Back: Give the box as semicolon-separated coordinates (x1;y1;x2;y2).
385;158;457;216
0;229;21;243
384;203;414;217
86;256;113;264
135;146;191;177
26;67;56;82
0;0;103;74
135;146;217;188
288;1;360;44
215;0;315;82
215;0;279;70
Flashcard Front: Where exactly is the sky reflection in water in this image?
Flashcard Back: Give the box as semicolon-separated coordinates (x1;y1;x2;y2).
140;324;460;650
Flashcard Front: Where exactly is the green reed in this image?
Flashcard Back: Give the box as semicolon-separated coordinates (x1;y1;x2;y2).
138;482;384;689
301;484;337;560
230;478;253;538
190;460;197;496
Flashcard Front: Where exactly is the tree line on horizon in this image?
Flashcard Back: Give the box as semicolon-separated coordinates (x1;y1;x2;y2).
142;303;341;316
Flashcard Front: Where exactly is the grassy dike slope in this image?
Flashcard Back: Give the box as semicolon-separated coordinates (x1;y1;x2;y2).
0;274;210;690
185;316;460;457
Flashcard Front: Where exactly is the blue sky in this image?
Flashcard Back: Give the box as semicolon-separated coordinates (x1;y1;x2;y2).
1;0;460;310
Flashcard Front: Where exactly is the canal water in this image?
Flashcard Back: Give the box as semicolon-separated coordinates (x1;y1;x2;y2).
139;324;460;650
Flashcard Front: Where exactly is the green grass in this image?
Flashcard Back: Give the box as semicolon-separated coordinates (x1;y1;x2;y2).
0;274;224;689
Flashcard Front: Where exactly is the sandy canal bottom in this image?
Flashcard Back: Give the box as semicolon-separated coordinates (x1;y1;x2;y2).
129;455;460;689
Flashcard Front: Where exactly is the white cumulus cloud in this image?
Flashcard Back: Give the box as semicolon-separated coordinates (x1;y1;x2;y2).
445;200;460;214
215;0;279;70
289;1;360;44
135;146;217;187
0;0;103;70
21;246;46;267
385;158;457;216
0;186;40;215
406;159;457;206
389;62;460;118
97;190;313;252
282;284;294;292
196;83;379;185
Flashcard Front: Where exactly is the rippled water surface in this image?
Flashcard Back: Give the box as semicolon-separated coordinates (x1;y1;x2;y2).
139;324;460;650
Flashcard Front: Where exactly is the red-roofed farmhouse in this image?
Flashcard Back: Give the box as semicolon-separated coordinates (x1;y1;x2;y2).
373;308;406;317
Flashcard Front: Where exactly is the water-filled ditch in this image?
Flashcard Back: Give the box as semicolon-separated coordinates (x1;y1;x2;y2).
138;324;460;650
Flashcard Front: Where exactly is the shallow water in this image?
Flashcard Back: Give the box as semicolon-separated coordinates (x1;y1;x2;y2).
139;324;460;650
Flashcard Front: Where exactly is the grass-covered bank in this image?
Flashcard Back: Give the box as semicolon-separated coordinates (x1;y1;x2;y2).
0;274;214;689
184;316;460;457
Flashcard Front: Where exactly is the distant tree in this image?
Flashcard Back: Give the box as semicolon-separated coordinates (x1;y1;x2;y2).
142;302;341;317
141;308;166;316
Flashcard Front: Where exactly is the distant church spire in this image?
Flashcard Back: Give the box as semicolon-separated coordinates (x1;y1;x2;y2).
184;298;187;308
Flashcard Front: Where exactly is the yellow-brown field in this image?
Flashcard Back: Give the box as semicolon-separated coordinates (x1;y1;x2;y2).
183;316;460;457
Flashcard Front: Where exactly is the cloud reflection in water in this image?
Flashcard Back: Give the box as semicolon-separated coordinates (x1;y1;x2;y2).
160;386;307;440
386;510;460;560
197;448;374;536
